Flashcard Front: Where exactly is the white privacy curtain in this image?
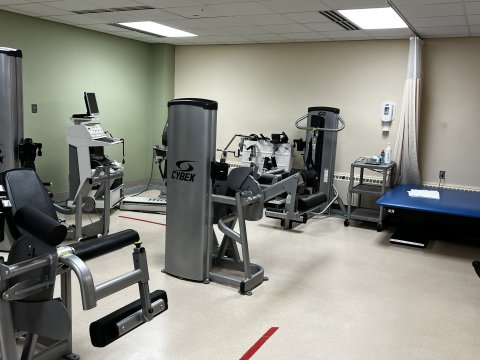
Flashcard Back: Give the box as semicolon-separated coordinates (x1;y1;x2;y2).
393;37;422;185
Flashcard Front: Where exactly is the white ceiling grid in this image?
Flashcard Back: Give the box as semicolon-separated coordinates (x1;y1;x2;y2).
0;0;479;44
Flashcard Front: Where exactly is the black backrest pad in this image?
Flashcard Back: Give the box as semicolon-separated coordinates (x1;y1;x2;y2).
1;168;58;240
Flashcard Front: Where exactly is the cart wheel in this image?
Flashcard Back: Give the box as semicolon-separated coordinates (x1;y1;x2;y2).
376;223;383;232
344;219;350;227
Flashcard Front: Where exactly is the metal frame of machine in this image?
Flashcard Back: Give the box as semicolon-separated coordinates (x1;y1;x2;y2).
0;170;167;359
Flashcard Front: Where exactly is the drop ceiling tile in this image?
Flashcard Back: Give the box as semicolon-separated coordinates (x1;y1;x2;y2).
243;33;288;42
392;0;461;4
160;18;211;29
397;3;464;18
207;2;275;16
365;28;414;38
186;27;232;35
281;32;327;41
128;9;184;21
203;34;250;42
6;3;70;16
285;11;330;24
470;25;480;34
198;16;251;27
468;14;480;25
227;26;270;35
85;0;148;7
47;14;104;25
0;0;28;5
466;2;480;14
237;14;295;26
410;16;467;27
305;21;343;32
261;23;311;33
417;25;469;36
321;0;387;10
83;11;146;22
260;0;328;13
137;0;198;8
322;30;372;40
42;1;100;12
163;5;219;18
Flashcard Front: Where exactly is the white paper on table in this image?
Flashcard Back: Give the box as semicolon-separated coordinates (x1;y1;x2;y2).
407;189;440;200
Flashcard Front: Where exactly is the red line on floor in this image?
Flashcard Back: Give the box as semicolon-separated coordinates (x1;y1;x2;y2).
118;215;166;227
240;327;279;360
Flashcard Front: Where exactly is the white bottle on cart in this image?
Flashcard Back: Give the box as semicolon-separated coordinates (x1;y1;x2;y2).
384;143;392;164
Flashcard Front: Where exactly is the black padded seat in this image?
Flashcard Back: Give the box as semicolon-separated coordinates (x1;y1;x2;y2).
1;168;58;241
298;192;327;213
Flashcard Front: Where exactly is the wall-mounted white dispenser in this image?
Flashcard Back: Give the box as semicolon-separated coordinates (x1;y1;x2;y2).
381;101;395;132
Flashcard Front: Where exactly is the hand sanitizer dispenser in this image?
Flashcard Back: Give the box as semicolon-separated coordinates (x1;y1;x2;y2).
381;101;395;132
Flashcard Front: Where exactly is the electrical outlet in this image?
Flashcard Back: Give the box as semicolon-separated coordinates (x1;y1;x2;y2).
439;170;446;180
31;104;37;113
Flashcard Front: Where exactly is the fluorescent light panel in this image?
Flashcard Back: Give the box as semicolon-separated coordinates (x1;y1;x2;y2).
338;7;408;30
118;21;197;37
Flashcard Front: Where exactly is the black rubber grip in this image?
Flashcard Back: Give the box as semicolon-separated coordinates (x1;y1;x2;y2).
14;206;67;246
90;290;168;347
70;229;139;261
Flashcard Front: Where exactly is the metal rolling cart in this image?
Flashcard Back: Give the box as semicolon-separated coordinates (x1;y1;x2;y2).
344;159;396;231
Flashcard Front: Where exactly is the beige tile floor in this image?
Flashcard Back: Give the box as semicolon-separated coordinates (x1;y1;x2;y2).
55;207;480;360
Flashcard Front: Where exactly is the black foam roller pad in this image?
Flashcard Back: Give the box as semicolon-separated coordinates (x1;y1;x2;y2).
90;290;168;347
70;229;140;261
14;206;67;246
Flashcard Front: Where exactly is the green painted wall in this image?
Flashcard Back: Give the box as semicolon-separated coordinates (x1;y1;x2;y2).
0;10;174;193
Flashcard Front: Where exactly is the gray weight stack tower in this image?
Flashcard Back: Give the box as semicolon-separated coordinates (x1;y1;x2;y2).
303;107;340;213
0;47;23;173
164;98;217;281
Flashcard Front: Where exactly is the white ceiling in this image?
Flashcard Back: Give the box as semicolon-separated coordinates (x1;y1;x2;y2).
1;0;479;44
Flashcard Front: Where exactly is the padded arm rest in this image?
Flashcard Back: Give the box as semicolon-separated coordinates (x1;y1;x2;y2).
70;229;140;261
15;206;67;246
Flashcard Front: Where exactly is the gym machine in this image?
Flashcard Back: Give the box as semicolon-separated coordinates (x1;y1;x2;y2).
265;107;347;228
66;93;125;239
218;133;293;175
163;98;326;294
120;124;168;213
0;47;45;250
0;168;168;359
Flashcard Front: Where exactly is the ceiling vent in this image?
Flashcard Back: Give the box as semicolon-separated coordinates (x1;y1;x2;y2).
73;6;154;15
318;10;360;31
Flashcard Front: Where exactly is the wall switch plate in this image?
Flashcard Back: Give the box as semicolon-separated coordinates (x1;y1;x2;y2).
31;104;38;113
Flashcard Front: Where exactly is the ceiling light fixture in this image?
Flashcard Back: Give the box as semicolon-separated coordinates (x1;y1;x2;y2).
116;21;197;37
338;7;408;30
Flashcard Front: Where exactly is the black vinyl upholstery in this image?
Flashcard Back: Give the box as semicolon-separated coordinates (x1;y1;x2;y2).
1;168;59;241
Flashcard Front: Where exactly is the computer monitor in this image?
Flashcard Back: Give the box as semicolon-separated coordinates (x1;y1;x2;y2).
84;92;99;116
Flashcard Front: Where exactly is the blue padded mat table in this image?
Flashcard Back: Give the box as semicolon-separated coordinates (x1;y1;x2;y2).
377;184;480;247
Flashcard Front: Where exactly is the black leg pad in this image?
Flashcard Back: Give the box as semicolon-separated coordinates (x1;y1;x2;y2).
89;290;168;347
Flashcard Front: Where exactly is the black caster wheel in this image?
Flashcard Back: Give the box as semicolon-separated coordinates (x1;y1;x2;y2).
376;223;383;232
344;219;350;227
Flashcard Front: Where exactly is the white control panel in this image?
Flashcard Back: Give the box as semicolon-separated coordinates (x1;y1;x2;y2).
85;123;106;139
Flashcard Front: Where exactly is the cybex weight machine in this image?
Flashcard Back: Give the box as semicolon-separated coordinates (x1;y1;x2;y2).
163;98;326;294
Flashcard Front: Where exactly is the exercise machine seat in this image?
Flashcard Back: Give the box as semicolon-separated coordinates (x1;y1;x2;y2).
298;192;327;213
1;168;59;241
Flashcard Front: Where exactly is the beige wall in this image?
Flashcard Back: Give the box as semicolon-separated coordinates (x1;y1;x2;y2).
420;37;480;188
175;40;408;179
175;38;480;191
